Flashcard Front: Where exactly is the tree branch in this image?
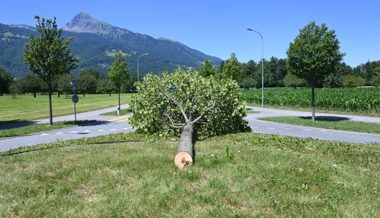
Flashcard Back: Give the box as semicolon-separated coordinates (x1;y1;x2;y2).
159;85;189;122
191;101;216;124
164;112;185;129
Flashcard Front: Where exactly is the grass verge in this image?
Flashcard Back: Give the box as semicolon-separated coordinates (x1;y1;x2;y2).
100;108;133;116
260;116;380;134
0;132;379;217
248;103;380;117
0;120;98;138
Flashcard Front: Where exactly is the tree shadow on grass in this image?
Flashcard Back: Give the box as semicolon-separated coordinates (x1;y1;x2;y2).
0;120;37;130
0;120;109;130
299;116;350;122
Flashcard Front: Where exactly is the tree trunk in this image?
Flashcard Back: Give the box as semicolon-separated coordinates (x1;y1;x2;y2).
83;93;85;97
58;92;60;98
174;123;194;170
33;92;36;98
311;80;316;122
118;88;121;111
48;81;53;125
109;92;111;96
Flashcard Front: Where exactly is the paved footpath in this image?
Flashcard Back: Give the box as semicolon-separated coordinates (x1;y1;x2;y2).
1;105;380;152
246;106;380;144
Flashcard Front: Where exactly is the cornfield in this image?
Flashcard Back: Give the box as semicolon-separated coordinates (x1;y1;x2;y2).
238;87;380;114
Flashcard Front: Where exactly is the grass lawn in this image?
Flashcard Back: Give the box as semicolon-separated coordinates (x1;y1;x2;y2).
0;120;97;138
247;103;380;117
261;116;380;134
0;133;379;217
100;108;133;116
0;94;133;121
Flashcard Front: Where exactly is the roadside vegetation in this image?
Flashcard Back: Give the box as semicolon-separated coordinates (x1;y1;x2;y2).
260;116;380;134
0;94;132;121
0;120;97;138
0;132;379;217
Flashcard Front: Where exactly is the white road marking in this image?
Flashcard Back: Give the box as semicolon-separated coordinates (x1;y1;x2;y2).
111;128;118;131
83;130;91;133
123;127;130;130
97;129;104;132
41;133;49;136
321;129;327;132
70;131;78;134
56;132;63;135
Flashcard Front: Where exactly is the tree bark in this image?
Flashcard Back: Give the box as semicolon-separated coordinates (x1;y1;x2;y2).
174;122;194;170
48;81;53;125
311;79;316;122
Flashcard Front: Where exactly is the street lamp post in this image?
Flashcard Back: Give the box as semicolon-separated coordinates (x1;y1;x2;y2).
247;28;264;107
137;53;149;81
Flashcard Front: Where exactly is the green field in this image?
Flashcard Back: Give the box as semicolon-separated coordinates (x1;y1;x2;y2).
0;94;132;121
238;87;380;115
0;133;379;217
261;116;380;134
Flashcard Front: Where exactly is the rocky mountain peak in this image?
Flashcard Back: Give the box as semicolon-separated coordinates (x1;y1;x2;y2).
63;12;131;37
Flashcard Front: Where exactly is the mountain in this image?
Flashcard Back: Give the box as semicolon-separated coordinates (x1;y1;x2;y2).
0;13;222;78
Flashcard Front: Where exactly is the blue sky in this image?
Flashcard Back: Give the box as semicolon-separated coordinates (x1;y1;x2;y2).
1;0;379;66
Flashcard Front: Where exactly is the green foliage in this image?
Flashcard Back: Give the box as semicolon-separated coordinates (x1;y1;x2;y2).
0;68;13;95
18;72;45;95
283;73;307;87
80;68;101;79
108;51;129;91
342;75;366;87
24;16;77;84
238;87;380;114
222;53;242;81
78;73;98;95
57;73;73;96
96;78;115;94
130;69;249;138
198;59;216;77
287;22;344;84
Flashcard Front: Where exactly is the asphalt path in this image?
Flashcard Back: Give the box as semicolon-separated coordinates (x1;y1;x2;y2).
1;105;380;152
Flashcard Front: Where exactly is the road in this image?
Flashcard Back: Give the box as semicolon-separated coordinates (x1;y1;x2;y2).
246;106;380;144
1;105;379;152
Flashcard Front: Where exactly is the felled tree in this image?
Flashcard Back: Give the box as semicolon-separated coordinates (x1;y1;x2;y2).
130;69;250;170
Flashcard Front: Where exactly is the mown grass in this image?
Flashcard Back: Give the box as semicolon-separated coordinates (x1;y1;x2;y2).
100;108;133;116
261;116;380;134
0;120;97;138
0;133;379;217
0;94;133;121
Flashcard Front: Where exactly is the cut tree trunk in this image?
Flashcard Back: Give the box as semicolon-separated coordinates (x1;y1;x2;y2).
174;122;194;170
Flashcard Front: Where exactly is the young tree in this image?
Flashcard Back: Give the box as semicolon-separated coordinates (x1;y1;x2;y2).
130;69;249;170
287;22;344;121
108;51;129;112
24;16;77;125
198;59;216;77
0;68;13;95
222;53;243;81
